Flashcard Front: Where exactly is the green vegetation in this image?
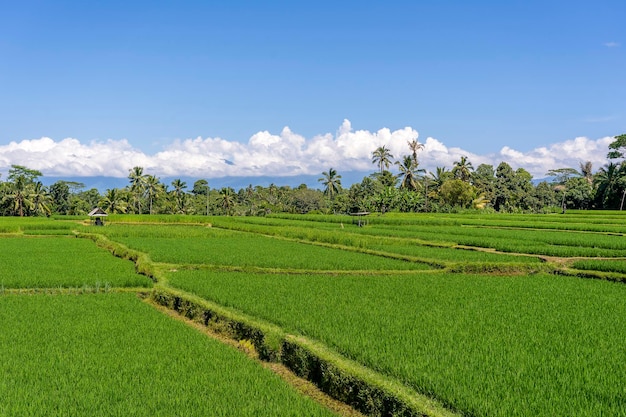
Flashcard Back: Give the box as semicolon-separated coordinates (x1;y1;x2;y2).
0;134;625;216
93;224;431;270
0;293;337;417
0;236;151;288
166;270;626;417
4;212;626;417
572;259;626;274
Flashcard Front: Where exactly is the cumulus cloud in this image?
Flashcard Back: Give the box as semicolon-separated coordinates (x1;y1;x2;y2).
0;120;615;182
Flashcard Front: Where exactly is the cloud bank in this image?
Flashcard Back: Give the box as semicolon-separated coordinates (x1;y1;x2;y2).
0;119;615;182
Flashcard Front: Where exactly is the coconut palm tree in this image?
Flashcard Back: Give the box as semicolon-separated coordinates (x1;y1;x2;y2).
594;162;626;209
128;166;146;214
144;175;163;214
429;166;451;189
31;181;52;216
318;168;342;200
395;155;424;191
219;187;236;215
407;139;424;165
371;145;394;173
579;161;594;185
2;176;34;217
171;179;187;213
99;188;128;214
452;156;474;182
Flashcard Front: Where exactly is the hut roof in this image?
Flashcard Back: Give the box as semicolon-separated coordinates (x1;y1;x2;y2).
88;207;108;217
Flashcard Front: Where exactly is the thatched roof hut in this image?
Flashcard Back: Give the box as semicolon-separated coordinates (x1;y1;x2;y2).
88;207;108;225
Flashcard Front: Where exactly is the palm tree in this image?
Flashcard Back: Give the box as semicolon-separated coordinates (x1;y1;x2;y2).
99;189;128;214
319;168;342;200
171;179;187;213
407;139;424;165
452;156;474;182
579;161;593;185
472;194;490;210
429;166;451;189
371;145;394;173
219;187;236;215
2;175;35;217
31;182;52;216
128;166;146;214
395;155;424;191
144;175;163;215
594;162;626;209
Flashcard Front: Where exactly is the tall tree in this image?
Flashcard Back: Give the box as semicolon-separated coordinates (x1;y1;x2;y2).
2;166;42;216
49;181;71;214
170;179;187;213
318;168;342;200
371;145;394;173
219;187;236;215
144;175;163;215
594;162;626;209
99;189;128;214
579;161;594;185
128;166;146;214
407;139;424;166
8;165;42;184
395;155;424;191
2;177;33;216
452;156;474;182
429;166;451;189
546;168;579;184
607;133;626;160
472;164;496;203
31;182;52;216
192;179;210;215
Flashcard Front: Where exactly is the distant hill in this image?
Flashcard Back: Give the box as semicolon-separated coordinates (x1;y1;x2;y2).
40;171;371;193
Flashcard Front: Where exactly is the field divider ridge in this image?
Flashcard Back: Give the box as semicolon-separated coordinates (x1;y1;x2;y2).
75;232;159;282
149;285;460;417
211;225;448;270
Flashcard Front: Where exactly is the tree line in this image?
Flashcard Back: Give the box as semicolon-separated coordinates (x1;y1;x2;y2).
1;134;625;217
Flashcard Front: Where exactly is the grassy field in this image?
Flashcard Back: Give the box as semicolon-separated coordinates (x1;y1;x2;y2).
0;293;337;417
0;236;152;289
92;224;431;270
3;212;626;417
166;269;626;417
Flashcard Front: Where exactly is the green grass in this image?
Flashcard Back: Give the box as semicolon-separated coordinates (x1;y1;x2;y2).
211;217;543;264
97;224;431;270
0;236;152;288
167;269;626;417
0;293;337;417
572;259;626;274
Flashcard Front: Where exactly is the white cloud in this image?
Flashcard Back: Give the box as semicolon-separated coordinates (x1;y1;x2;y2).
604;42;620;48
0;121;616;182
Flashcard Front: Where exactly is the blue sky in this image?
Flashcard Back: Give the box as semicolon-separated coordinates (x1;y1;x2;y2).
0;1;624;183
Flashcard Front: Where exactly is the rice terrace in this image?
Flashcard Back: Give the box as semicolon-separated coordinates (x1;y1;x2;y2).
1;211;625;417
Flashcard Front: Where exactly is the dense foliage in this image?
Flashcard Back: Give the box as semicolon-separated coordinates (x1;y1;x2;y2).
1;133;625;216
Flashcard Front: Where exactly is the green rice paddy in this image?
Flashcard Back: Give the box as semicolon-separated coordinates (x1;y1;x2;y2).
3;211;626;417
0;293;336;417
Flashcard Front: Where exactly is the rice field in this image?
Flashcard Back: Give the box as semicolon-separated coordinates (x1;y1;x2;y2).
0;293;337;417
95;224;431;270
4;211;626;417
166;269;626;417
0;236;152;288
